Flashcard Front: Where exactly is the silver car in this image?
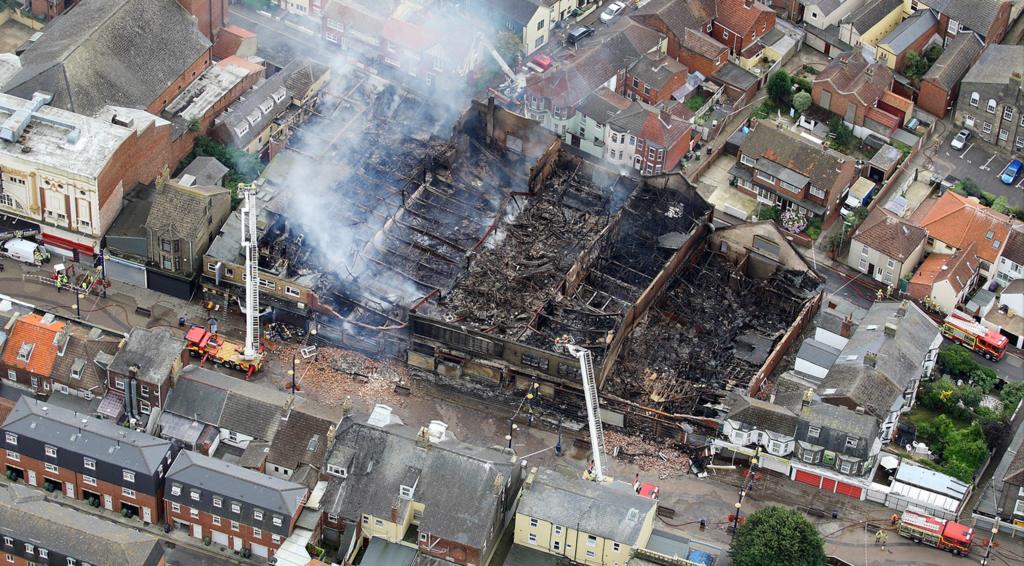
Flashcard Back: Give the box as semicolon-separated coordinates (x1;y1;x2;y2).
950;128;970;150
600;2;626;23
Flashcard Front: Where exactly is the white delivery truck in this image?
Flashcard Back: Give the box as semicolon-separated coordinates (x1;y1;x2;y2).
840;177;877;219
1;238;51;265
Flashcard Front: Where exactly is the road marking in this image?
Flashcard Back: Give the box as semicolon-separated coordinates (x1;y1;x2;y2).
959;143;973;159
1016;176;1024;189
981;154;995;171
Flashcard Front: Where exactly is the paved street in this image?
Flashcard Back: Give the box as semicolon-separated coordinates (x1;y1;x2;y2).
944;336;1024;384
229;5;329;67
931;127;1024;201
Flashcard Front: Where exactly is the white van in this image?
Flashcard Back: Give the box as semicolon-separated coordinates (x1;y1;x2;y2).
1;238;51;265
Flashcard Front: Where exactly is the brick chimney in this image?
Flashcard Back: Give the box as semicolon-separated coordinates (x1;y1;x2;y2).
840;315;853;338
176;0;228;43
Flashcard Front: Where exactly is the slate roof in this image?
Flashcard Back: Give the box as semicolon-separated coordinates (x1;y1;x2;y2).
819;301;939;420
712;62;758;90
518;468;657;545
166;450;307;518
0;397;171;474
577;87;632;124
962;44;1024;85
847;0;902;34
804;0;843;17
2;0;211;116
878;9;937;54
798;401;879;459
922;33;983;90
108;327;182;384
681;28;727;60
322;416;517;549
798;338;842;369
50;327;121;394
910;190;1014;264
179;156;229;187
0;484;164;566
815;50;893;106
491;0;542;25
145;180;229;241
608;103;692;149
282;60;330;101
630;55;687;90
265;401;344;471
854;207;928;262
212;60;295;148
1003;229;1024;266
726;394;799;436
739;122;852;191
632;0;716;39
166;364;293;441
925;0;1006;38
1;313;64;377
1003;439;1024;486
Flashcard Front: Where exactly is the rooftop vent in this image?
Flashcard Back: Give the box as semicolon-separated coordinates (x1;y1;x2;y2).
367;404;393;427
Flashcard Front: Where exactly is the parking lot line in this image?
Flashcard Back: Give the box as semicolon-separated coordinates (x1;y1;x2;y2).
959;143;973;159
981;154;996;171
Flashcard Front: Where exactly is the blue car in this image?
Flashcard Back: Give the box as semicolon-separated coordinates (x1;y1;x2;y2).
1001;159;1023;185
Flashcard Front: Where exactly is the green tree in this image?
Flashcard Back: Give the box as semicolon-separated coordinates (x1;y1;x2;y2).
767;70;792;106
943;425;988;480
1001;381;1024;410
827;117;854;150
991;196;1009;213
730;506;825;566
904;51;930;80
955;384;983;409
919;377;958;412
938;345;976;377
793;91;812;113
924;44;944;64
969;367;997;393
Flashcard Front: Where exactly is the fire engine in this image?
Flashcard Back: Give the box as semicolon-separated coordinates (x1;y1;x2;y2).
941;311;1008;361
896;509;973;556
184;326;264;378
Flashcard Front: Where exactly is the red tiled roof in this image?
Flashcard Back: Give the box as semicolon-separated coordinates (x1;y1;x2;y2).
0;397;14;425
864;106;901;132
909;244;978;294
681;28;727;60
854;207;928;261
715;0;773;37
910;191;1015;264
1;314;65;376
221;25;255;39
815;51;893;106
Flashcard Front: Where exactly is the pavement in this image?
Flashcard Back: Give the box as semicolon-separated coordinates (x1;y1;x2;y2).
930;127;1024;201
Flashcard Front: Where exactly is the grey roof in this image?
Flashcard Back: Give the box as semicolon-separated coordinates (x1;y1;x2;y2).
633;0;717;40
108;327;182;385
265;400;344;471
803;0;843;17
925;0;1005;38
798;338;842;369
712;61;758;90
491;0;543;25
1002;229;1024;266
847;0;902;34
50;328;120;394
819;301;939;420
878;9;937;54
166;450;307;518
577;88;631;125
894;461;970;501
157;411;207;446
322;416;517;548
179;156;229;187
2;0;211;116
740;123;852;193
144;181;230;240
1;397;171;473
726;394;799;436
798;401;878;459
962;44;1024;85
629;55;686;89
870;144;901;170
211;60;295;148
282;60;330;101
921;31;983;90
362;538;418;566
163;365;230;425
518;468;657;545
168;364;293;441
0;484;163;566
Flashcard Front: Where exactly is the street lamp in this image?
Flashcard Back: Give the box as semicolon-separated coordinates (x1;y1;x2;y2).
71;293;85;319
288;357;301;394
981;521;1000;565
732;501;742;538
506;422;518;449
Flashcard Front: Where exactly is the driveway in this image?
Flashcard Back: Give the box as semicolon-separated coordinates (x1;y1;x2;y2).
931;128;1024;202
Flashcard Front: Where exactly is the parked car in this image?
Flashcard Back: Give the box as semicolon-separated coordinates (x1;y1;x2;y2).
950;129;970;150
566;26;594;47
1000;159;1022;185
529;53;552;72
600;2;626;23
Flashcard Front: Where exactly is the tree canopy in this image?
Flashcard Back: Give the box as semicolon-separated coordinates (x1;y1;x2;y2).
730;506;825;566
767;70;792;106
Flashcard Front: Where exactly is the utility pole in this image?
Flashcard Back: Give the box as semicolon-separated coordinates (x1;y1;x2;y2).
980;519;1000;566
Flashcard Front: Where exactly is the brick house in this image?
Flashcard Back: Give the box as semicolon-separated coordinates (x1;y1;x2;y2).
731;121;857;228
924;0;1012;46
144;178;232;280
917;33;984;118
320;406;522;566
605;103;695;176
265;401;344;482
29;0;79;21
677;29;729;78
0;313;65;395
623;55;689;105
873;9;938;72
813;51;899;132
631;0;716;62
0;483;166;566
106;327;186;423
953;44;1024;153
164;450;307;559
1;397;178;525
49;324;121;401
709;0;777;56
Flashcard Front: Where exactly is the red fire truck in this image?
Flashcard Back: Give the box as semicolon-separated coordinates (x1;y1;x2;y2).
897;509;974;556
184;326;264;378
941;311;1007;361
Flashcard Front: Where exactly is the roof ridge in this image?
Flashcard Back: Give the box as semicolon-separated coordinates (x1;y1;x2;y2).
55;0;132;78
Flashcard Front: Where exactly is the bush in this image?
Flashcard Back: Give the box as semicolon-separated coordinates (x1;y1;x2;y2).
757;205;781;222
731;506;825;566
924;44;944;64
1001;381;1024;411
938;345;976;377
793;76;813;94
827;117;854;151
182;137;263;209
991;196;1009;213
979;191;996;206
686;94;707;111
793;91;812;113
904;51;931;80
801;65;820;75
752;100;776;120
804;216;822;240
767;70;792;106
953;178;982;197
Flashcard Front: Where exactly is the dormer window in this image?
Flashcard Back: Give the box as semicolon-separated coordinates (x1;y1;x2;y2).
326;464;347;478
400;484;415;499
17;343;33;362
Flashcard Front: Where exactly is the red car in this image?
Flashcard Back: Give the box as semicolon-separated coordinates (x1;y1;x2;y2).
530;54;552;71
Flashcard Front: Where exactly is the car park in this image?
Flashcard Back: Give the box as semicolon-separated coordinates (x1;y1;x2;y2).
1000;159;1022;185
600;2;626;23
566;26;594;47
950;129;970;150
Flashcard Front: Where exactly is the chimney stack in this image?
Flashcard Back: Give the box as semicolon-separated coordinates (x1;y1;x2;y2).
801;389;812;415
390;502;399;523
864;352;877;367
884;321;898;338
897;300;908;318
840;315;853;338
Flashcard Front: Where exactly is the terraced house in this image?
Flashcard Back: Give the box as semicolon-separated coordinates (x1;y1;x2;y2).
163;450;308;559
0;397;178;525
953;44;1024;152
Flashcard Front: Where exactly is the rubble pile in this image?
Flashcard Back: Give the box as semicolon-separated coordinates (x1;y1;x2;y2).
609;252;811;416
605;431;691;476
269;343;408;407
